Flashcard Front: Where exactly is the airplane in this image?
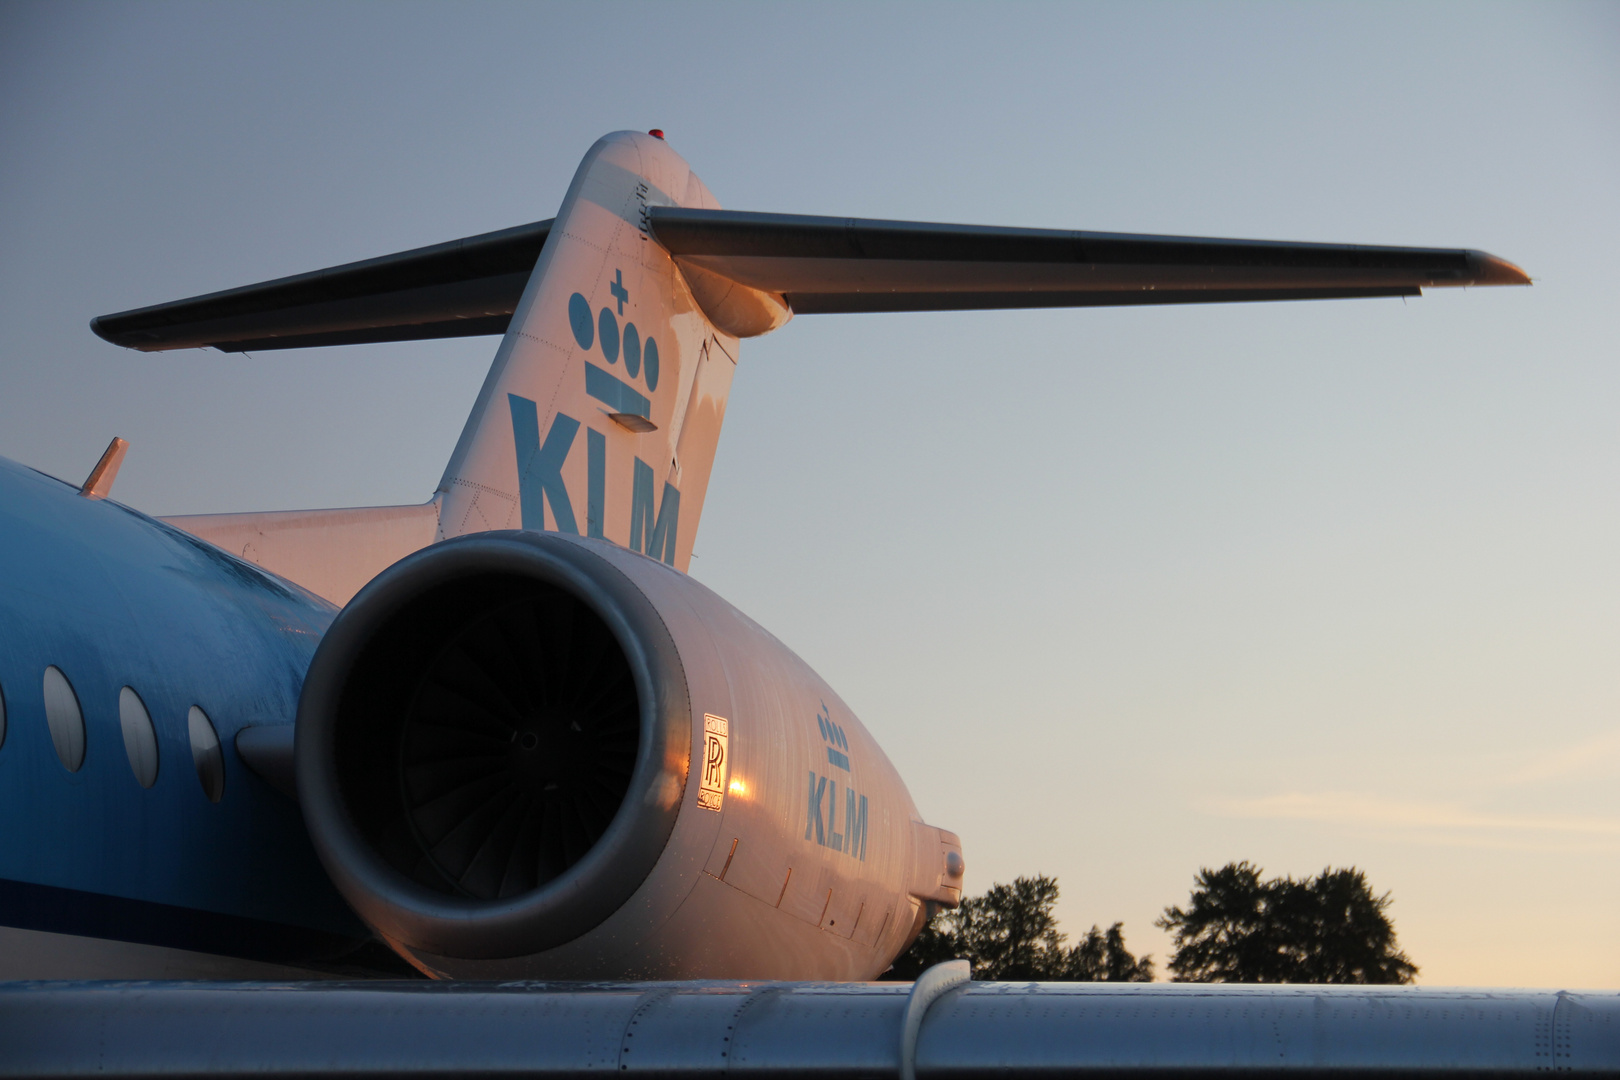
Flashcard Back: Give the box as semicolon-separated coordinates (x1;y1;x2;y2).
5;130;1616;1075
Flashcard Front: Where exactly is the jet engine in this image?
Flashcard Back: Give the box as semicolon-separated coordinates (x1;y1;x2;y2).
296;531;961;980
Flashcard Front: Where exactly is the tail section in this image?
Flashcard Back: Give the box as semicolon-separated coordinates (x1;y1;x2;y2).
91;127;1527;593
436;132;742;571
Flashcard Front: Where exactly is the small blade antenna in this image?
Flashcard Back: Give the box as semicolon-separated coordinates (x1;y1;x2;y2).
79;437;128;499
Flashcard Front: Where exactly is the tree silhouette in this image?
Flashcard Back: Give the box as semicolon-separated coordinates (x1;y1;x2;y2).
1156;861;1417;984
885;907;959;981
1061;922;1157;982
886;875;1153;981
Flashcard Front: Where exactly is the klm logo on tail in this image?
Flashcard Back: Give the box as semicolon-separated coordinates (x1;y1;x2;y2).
507;272;679;565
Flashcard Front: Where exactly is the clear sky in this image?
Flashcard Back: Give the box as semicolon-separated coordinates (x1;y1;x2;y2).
2;1;1616;986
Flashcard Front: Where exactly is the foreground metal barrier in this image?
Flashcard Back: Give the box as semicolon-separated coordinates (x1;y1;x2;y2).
3;964;1618;1077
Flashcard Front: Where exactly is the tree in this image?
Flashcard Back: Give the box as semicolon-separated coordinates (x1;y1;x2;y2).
1156;861;1417;984
885;906;960;981
886;875;1153;982
1060;922;1157;982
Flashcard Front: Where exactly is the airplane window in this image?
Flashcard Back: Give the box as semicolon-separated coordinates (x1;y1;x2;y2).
119;687;159;789
42;666;85;772
187;706;224;803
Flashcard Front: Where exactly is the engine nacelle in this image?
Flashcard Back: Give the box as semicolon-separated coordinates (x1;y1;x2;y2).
296;531;961;980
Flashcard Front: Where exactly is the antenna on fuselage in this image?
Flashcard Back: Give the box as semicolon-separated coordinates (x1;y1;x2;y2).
79;437;128;499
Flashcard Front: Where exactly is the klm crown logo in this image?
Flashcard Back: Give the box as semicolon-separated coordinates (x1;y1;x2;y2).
569;269;660;421
816;702;849;772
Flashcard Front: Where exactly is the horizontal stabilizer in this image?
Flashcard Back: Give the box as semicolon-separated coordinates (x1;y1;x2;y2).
92;221;551;352
90;210;1527;353
649;208;1530;315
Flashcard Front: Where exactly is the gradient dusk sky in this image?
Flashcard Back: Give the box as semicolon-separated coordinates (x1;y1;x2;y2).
2;2;1617;986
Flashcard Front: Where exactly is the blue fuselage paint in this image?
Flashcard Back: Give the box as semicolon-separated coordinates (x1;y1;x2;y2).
0;456;367;963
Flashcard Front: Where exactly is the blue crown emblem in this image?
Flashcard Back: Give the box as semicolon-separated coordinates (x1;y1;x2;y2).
569;270;660;425
816;702;850;771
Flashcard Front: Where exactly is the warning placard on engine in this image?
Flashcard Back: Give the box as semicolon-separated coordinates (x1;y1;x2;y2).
698;714;729;812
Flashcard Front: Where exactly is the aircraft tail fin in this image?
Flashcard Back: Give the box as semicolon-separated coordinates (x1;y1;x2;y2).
433;132;744;571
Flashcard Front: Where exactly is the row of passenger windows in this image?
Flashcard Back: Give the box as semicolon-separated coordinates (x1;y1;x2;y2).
0;666;224;802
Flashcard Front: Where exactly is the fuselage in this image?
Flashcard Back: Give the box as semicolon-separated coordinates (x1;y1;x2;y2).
0;455;368;977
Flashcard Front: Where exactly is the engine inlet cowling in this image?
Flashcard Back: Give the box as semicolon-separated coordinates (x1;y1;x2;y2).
296;533;690;966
